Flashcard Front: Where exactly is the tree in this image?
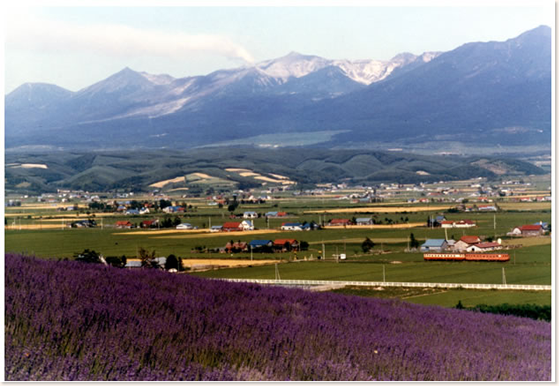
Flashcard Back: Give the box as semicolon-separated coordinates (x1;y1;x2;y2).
300;241;309;251
228;201;239;213
74;249;101;264
409;233;420;249
165;254;179;270
138;247;157;268
361;238;375;253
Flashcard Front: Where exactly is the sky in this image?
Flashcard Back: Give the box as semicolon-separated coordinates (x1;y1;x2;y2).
3;1;554;93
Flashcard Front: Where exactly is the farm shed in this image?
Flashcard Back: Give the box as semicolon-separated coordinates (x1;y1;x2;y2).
281;222;304;231
222;222;243;232
508;225;545;237
355;218;373;225
243;211;258;219
420;239;448;252
466;242;502;252
328;219;353;227
249;240;273;251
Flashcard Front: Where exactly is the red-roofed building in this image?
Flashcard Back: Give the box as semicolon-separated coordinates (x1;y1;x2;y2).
222;222;243;232
115;221;133;229
273;239;299;252
460;235;481;244
466;242;503;252
328;219;353;227
508;225;545;237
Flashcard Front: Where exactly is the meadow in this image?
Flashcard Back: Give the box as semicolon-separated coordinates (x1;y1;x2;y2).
5;254;551;381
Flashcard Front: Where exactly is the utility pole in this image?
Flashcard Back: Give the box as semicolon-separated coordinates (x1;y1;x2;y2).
336;246;339;263
209;217;211;229
322;241;326;261
383;265;386;282
250;245;253;261
493;214;496;240
502;267;507;285
444;227;448;240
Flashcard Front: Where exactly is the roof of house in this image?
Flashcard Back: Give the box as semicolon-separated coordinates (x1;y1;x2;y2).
282;222;302;227
265;211;278;216
274;239;298;246
441;221;454;225
244;211;257;214
116;221;132;225
249;240;273;247
421;239;447;247
475;242;501;248
458;220;475;224
460;235;481;244
518;225;543;231
125;261;142;268
222;222;242;228
211;225;223;229
330;218;351;224
355;217;372;222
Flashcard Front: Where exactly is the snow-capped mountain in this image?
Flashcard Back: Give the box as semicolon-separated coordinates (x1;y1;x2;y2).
5;26;551;151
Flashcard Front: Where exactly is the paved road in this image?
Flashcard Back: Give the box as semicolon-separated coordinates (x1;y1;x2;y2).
219;278;551;291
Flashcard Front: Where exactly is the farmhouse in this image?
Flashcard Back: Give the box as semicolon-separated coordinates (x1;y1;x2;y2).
162;206;184;214
466;242;503;252
441;220;476;228
241;220;255;231
427;215;446;228
328;219;353;227
243;211;258;219
478;205;497;211
248;240;273;252
507;225;545;237
420;239;448;252
281;222;303;231
273;239;299;252
115;221;133;229
225;241;248;253
355;218;373;225
222;222;243;232
125;209;140;215
210;225;223;232
141;219;159;229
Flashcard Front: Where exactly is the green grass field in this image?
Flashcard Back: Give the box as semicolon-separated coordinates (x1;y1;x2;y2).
332;287;551;307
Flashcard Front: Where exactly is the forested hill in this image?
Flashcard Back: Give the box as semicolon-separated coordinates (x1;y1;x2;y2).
5;148;546;194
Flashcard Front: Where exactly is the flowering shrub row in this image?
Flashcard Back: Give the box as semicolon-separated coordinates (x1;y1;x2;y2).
5;254;551;381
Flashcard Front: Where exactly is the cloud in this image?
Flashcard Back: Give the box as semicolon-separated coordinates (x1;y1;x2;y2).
6;15;255;63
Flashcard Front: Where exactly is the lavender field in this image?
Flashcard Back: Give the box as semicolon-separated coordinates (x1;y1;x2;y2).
5;254;551;381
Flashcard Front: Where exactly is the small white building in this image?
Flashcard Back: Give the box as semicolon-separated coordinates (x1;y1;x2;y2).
243;211;258;219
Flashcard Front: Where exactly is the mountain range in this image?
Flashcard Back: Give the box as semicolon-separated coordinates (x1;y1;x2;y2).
5;26;551;153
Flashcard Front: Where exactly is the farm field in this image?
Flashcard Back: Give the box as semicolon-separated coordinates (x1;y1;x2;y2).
332;287;551;307
4;177;552;310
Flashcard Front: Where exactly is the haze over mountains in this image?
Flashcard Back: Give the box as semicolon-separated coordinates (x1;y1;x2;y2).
6;26;551;153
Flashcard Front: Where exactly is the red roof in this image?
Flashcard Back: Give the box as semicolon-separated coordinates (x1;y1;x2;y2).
519;225;542;231
222;222;242;229
476;242;501;248
441;221;454;225
458;220;475;224
277;212;287;216
460;235;481;244
330;219;352;225
274;239;298;246
116;221;132;226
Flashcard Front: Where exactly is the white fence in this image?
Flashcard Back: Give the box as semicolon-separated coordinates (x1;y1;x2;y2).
219;278;551;291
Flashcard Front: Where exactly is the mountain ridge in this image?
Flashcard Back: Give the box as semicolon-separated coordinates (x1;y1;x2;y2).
5;26;551;153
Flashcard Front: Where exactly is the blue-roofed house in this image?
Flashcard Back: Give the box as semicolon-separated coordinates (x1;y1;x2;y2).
265;211;278;217
243;211;258;219
248;239;273;252
125;209;140;215
210;225;223;233
420;239;449;252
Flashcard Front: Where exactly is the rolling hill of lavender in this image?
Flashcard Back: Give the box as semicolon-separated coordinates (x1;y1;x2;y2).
5;254;551;381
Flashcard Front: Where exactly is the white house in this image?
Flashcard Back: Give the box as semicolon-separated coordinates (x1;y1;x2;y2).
243;211;258;219
241;220;254;231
